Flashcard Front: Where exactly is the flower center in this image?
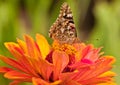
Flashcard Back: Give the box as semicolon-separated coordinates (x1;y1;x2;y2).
52;41;77;55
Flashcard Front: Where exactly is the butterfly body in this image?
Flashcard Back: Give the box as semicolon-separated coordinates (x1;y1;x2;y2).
49;3;79;44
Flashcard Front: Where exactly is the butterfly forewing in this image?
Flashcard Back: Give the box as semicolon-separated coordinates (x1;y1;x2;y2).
49;2;78;44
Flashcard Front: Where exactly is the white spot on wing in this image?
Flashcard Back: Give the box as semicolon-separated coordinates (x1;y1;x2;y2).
61;28;64;33
67;14;72;17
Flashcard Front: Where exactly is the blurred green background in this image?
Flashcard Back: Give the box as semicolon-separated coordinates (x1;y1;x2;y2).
0;0;120;85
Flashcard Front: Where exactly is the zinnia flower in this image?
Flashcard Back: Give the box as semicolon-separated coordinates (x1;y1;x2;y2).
0;34;116;85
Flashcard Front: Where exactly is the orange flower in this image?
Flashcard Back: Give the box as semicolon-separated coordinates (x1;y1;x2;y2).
0;34;116;85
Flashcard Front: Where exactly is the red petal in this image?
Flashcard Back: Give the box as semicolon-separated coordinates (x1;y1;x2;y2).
9;80;21;85
52;50;69;81
0;67;12;73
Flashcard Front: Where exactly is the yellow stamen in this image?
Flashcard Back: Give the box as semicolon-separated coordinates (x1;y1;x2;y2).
52;41;77;55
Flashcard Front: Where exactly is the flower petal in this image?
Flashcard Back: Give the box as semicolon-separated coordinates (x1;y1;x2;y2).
60;72;81;85
17;38;27;54
82;45;102;62
99;71;116;77
29;57;53;81
96;82;117;85
9;80;21;85
32;77;50;85
24;35;42;60
4;42;23;59
4;70;32;81
36;34;50;59
61;80;81;85
52;50;69;81
0;67;12;73
72;56;115;84
0;56;28;73
32;77;61;85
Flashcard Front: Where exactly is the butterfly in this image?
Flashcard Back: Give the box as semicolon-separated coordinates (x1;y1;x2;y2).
49;2;79;44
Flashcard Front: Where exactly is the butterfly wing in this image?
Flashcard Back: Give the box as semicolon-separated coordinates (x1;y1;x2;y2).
49;2;77;44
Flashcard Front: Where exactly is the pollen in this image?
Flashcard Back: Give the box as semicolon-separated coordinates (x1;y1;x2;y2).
52;40;77;55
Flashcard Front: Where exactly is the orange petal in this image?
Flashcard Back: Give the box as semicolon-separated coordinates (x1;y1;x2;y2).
5;42;39;76
50;80;62;85
99;71;116;77
0;56;37;76
32;77;63;85
4;70;32;81
36;34;50;59
60;72;76;82
4;42;19;51
62;80;81;85
4;42;24;60
73;43;86;51
24;35;42;60
1;48;39;76
60;72;81;85
52;50;69;81
103;56;116;65
32;77;50;85
96;82;116;85
0;56;28;72
78;76;114;85
17;38;27;54
4;42;23;59
29;57;53;81
73;43;86;61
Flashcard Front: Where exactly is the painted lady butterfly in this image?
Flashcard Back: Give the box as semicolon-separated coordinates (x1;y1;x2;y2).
49;2;79;44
